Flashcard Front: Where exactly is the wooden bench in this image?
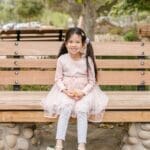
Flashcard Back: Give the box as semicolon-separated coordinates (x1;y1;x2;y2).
0;29;67;41
0;41;150;123
137;24;150;38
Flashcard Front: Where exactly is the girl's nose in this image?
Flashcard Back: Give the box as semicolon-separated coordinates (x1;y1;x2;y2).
71;42;76;46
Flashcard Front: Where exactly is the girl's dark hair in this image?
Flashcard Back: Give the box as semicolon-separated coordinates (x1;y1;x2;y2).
57;27;97;81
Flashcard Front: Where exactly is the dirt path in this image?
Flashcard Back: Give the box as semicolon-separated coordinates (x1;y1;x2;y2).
38;123;128;150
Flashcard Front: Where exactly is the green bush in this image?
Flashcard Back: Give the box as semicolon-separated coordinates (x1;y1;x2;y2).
123;30;139;41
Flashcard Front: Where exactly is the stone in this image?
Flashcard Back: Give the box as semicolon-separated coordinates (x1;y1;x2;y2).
123;144;148;150
121;145;132;150
141;124;150;131
128;124;138;137
122;134;128;143
5;135;17;148
23;128;33;139
138;130;150;140
8;126;20;135
0;140;4;150
31;137;38;145
127;137;139;145
34;129;40;136
142;140;150;149
17;138;29;150
0;129;3;135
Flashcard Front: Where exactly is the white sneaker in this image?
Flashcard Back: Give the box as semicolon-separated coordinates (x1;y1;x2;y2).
46;147;55;150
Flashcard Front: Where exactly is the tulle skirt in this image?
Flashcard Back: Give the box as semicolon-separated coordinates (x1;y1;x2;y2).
41;82;109;122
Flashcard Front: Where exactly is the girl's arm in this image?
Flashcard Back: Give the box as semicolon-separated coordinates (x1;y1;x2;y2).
55;58;66;91
82;57;96;95
55;57;77;98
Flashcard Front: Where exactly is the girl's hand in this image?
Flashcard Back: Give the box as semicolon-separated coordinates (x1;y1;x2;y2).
73;89;85;101
62;89;85;100
62;89;74;99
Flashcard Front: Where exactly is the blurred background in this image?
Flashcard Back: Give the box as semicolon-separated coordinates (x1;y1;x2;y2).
0;0;149;41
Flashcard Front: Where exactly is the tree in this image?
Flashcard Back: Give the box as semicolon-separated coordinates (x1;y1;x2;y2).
110;0;150;16
38;0;118;40
15;0;44;22
0;2;16;23
75;0;118;40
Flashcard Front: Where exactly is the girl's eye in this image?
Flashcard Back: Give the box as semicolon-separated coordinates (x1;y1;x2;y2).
68;40;81;44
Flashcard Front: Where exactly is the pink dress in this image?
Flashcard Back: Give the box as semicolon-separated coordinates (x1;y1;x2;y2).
41;53;108;122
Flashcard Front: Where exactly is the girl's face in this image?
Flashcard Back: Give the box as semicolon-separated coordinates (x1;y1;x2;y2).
65;33;85;56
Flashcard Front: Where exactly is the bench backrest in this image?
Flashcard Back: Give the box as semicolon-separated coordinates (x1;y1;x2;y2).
137;24;150;38
0;29;67;41
0;41;150;91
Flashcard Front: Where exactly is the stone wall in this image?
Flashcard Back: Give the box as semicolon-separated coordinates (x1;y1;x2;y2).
122;123;150;150
0;123;149;150
0;123;126;150
0;123;40;150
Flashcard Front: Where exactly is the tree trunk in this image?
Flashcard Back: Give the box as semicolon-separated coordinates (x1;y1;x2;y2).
82;0;96;41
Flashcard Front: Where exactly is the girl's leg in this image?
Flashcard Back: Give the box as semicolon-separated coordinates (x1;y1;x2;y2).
55;106;72;149
77;112;88;150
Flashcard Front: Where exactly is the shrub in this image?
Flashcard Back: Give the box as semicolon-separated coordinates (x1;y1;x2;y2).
123;30;139;41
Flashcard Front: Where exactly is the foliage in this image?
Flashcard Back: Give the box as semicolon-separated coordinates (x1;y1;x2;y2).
15;0;44;21
21;85;50;91
41;10;69;27
123;30;139;41
110;0;150;16
138;11;150;20
109;27;123;35
0;2;16;23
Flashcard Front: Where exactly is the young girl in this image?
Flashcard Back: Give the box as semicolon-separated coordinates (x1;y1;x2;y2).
41;27;108;150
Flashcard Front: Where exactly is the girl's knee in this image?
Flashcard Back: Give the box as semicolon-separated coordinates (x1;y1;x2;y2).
75;103;89;114
61;105;72;114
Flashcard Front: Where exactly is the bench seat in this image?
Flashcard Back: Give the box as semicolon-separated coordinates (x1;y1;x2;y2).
0;91;150;122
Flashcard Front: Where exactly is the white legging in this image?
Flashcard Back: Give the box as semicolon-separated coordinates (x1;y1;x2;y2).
56;106;88;143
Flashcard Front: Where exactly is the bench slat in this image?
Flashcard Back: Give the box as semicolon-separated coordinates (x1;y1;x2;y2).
1;37;65;41
0;71;150;85
0;59;150;69
96;59;150;69
0;91;150;110
0;42;150;56
0;29;67;34
0;111;149;122
98;71;150;85
0;59;56;68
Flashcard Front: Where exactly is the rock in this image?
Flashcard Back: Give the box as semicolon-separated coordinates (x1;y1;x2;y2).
34;129;40;136
128;124;138;137
5;135;17;148
138;130;150;140
0;129;3;135
142;140;150;149
122;134;128;143
23;128;33;139
127;137;139;145
122;145;132;150
141;124;150;131
8;126;20;135
31;137;38;145
99;123;114;129
17;138;29;150
0;140;4;150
